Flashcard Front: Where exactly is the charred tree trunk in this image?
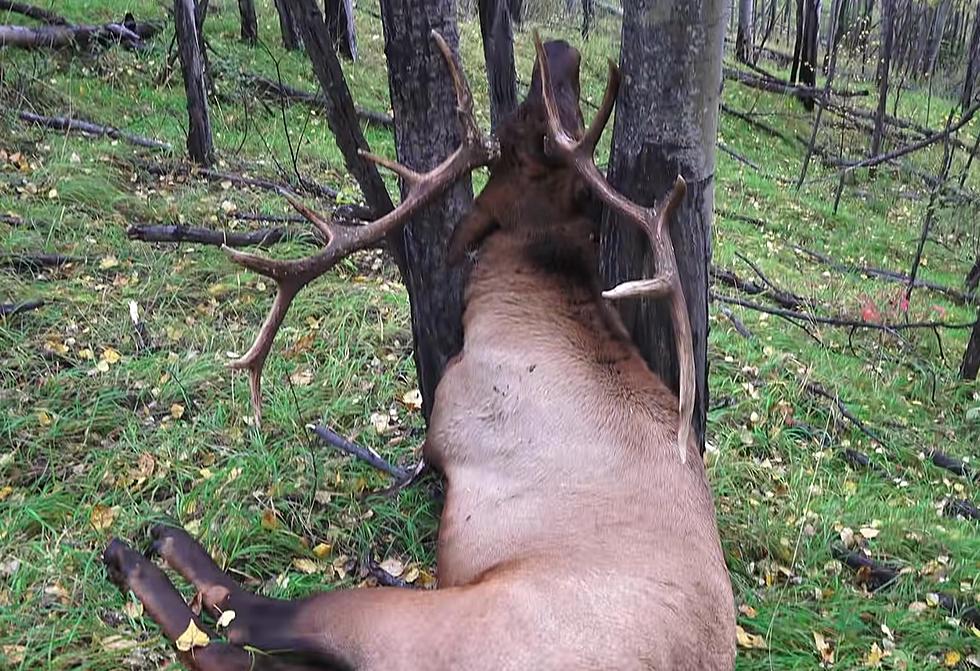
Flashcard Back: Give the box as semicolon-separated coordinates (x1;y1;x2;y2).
600;0;727;453
823;0;846;72
174;0;213;165
510;0;524;26
237;0;258;43
737;0;754;62
324;0;357;60
274;0;302;50
798;0;820;109
962;7;980;109
582;0;595;37
791;0;806;82
478;0;518;131
962;315;980;379
871;0;895;164
379;0;474;419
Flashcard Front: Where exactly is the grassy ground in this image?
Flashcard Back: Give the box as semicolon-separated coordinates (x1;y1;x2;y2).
1;1;979;669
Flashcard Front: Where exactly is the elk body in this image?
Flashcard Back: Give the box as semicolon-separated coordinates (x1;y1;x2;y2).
103;35;735;671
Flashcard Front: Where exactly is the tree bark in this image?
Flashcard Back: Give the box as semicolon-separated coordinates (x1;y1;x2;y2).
0;0;68;24
509;0;524;25
582;0;595;37
379;0;474;419
962;315;980;379
324;0;357;60
174;0;213;165
736;0;754;62
477;0;518;131
237;0;258;43
962;7;980;109
791;0;805;82
274;0;302;50
871;0;895;165
0;21;155;49
599;0;727;453
797;0;820;109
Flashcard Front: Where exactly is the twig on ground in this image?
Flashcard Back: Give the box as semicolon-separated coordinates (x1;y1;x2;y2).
309;424;410;481
831;545;901;591
127;223;317;247
0;0;69;24
0;298;44;316
944;498;980;521
929;450;974;480
0;253;80;270
804;382;887;446
19;111;172;150
717;305;755;339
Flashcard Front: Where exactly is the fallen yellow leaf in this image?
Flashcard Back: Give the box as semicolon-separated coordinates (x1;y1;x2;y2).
170;403;185;419
37;410;53;427
813;631;834;665
946;651;963;667
0;486;12;502
736;625;767;650
312;543;331;559
292;558;319;574
174;619;209;652
865;642;886;667
90;504;117;531
260;509;278;530
401;389;423;411
101;348;121;364
215;609;236;628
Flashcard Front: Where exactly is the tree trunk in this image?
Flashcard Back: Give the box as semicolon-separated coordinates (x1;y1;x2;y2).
237;0;258;43
510;0;523;25
599;0;727;453
870;0;895;164
379;0;474;419
798;0;820;109
174;0;213;165
791;0;805;82
478;0;518;131
582;0;595;37
962;7;980;109
823;0;845;72
922;0;950;77
736;0;754;62
962;314;980;380
324;0;357;60
274;0;302;50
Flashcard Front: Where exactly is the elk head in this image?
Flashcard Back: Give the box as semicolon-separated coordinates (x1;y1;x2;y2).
227;32;694;462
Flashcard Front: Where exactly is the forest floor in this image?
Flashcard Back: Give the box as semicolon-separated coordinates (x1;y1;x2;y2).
1;1;979;669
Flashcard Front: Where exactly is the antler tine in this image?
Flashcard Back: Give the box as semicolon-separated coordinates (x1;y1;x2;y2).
534;34;695;464
223;31;496;426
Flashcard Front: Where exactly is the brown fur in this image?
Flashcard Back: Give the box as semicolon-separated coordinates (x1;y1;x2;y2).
103;40;735;671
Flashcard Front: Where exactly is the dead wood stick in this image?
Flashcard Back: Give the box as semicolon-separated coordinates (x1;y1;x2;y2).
792;244;977;305
838;99;980;173
965;258;979;293
944;498;980;521
232;212;306;224
717;142;761;171
712;293;976;332
241;71;393;128
723;66;869;98
930;450;974;480
804;382;887;446
309;424;410;481
822;99;972;154
0;298;44;316
0;253;80;270
126;223;316;247
0;1;68;24
19;111;171;150
831;545;901;591
717;305;755;339
0;214;23;226
0;21;158;50
937;593;980;628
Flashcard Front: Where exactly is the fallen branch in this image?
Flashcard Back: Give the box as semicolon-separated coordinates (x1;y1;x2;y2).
0;214;23;226
944;498;980;521
937;593;980;628
0;253;80;270
19;111;171;150
831;545;901;591
717;142;761;171
838;99;980;173
822;99;972;154
712;293;976;332
0;298;44;316
127;223;316;247
804;382;887;445
309;424;410;481
723;66;869;99
241;71;393;128
0;20;158;50
967;258;980;293
717;305;755;339
930;450;974;480
792;244;977;306
0;1;68;24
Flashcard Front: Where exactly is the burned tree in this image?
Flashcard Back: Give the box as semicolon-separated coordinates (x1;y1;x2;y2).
478;0;518;131
600;0;727;452
174;0;213;165
378;0;476;416
736;0;754;63
274;0;302;50
237;0;258;43
790;0;820;109
324;0;356;60
871;0;895;162
963;6;980;109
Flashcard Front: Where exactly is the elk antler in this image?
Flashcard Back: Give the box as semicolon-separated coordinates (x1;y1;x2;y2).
532;33;694;464
225;30;497;425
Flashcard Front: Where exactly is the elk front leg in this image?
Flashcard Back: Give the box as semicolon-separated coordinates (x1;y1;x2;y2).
103;539;294;671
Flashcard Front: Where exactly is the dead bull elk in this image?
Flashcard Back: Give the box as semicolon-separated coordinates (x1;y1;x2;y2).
103;32;735;670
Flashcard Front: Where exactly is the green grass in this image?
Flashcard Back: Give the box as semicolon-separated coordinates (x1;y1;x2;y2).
1;2;979;669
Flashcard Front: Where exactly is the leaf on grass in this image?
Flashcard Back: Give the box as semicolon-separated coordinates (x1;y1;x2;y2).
101;635;137;651
401;389;423;411
738;604;758;618
370;412;389;435
292;558;319;574
174;619;209;652
123;600;143;619
37;410;53;427
0;486;12;502
865;642;887;667
289;369;313;386
946;651;963;667
260;509;278;530
859;527;880;539
813;631;835;665
99;256;119;270
90;504;117;531
379;558;404;577
215;609;236;629
170;403;185;419
736;625;767;650
101;348;121;364
312;543;331;559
